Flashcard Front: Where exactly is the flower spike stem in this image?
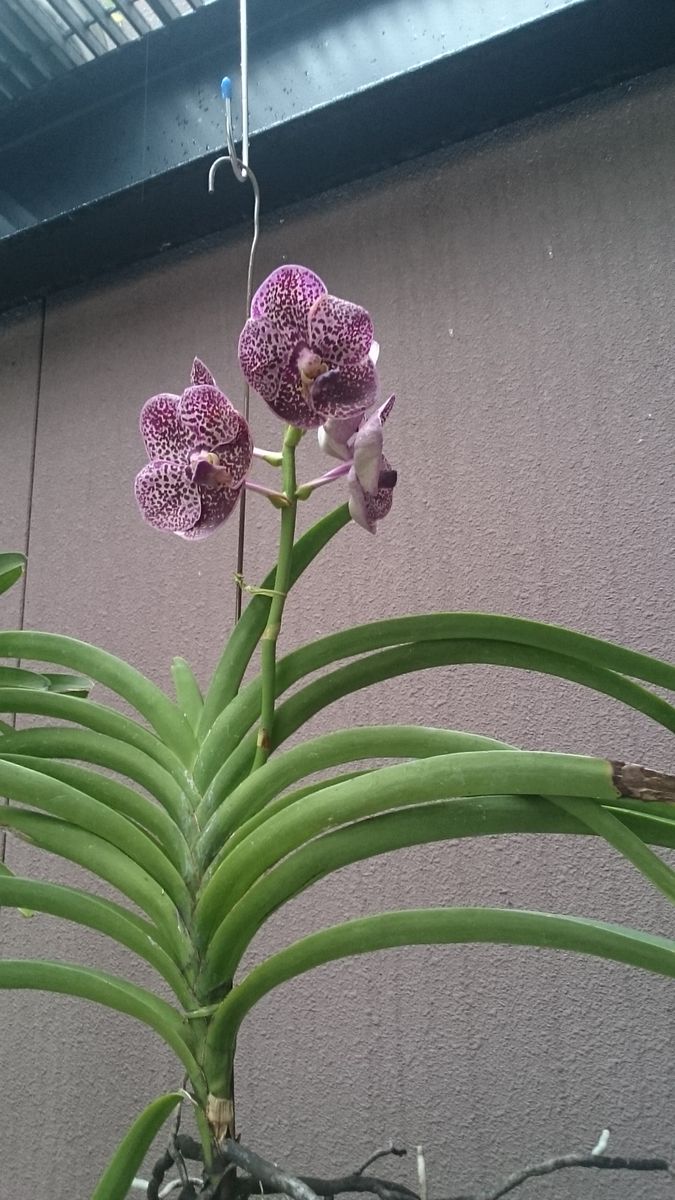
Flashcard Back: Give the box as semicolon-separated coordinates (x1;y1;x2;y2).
243;479;290;508
234;574;287;600
252;447;283;467
253;424;301;768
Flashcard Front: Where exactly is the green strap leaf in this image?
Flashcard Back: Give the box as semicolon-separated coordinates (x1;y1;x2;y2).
277;612;675;694
204;906;675;1094
91;1092;184;1200
2;754;192;877
200;504;350;732
194;750;621;940
195;638;675;816
0;875;193;1006
198;725;515;867
0;860;34;916
270;768;372;806
0;666;49;690
172;657;204;733
0;552;26;597
549;795;675;905
0;807;188;963
272;642;675;752
0;758;192;920
0;727;192;831
195;638;675;795
0;960;202;1092
0;687;190;785
0;629;196;765
202;792;675;989
41;672;92;696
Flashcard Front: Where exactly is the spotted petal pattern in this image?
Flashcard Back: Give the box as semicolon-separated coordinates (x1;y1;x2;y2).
308;294;374;366
178;483;241;540
140;394;190;461
180;385;243;448
238;317;290;403
191;358;216;387
269;362;318;426
311;359;378;419
134;461;201;532
135;362;252;541
241;264;380;428
251;265;326;340
213;419;254;488
348;454;396;534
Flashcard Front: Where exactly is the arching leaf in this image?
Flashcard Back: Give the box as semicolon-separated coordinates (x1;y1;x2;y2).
204;907;675;1095
0;552;25;597
91;1092;184;1200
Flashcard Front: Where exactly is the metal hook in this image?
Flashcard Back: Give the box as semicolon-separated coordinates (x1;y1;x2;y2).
207;69;261;330
207;0;253;192
209;76;249;187
206;0;259;626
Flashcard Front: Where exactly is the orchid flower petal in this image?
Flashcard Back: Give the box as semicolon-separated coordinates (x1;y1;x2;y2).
251;265;326;339
308;294;374;366
353;423;383;494
134;460;201;532
311;358;378;419
352;394;396;492
191;358;216;387
376;393;396;425
178;483;242;540
139;394;190;461
271;362;322;427
347;453;396;533
238;317;292;403
179;384;243;447
367;454;396;524
213;417;254;487
318;412;362;461
347;466;375;534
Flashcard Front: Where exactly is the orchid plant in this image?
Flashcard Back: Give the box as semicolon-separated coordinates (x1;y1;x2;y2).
1;264;675;1200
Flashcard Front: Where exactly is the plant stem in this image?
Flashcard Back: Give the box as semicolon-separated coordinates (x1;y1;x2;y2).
251;426;301;770
296;461;351;499
243;479;290;506
202;426;299;1157
252;447;283;466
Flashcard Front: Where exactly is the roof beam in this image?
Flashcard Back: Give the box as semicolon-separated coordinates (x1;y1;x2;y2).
1;0;675;313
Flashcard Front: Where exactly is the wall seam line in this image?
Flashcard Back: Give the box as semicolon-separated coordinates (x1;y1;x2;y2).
0;296;46;868
19;295;46;635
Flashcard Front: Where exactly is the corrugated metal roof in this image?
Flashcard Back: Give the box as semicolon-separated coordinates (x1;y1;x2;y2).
0;0;215;106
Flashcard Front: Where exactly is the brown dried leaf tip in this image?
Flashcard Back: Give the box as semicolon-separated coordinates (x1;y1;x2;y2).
612;761;675;805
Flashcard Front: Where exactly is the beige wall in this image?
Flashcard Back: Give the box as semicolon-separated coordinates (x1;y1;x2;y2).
1;65;674;1198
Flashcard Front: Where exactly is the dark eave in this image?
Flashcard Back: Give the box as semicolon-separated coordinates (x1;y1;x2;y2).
1;0;675;314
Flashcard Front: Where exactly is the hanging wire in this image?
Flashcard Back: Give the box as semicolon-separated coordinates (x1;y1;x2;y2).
208;0;261;622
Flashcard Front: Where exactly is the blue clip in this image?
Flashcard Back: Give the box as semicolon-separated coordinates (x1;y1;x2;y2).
220;76;233;101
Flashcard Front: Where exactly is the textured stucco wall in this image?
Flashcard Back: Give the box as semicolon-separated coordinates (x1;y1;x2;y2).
1;66;674;1199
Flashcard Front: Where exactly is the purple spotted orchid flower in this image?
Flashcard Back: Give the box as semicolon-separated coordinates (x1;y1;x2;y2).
134;359;253;540
311;396;397;533
238;264;379;428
